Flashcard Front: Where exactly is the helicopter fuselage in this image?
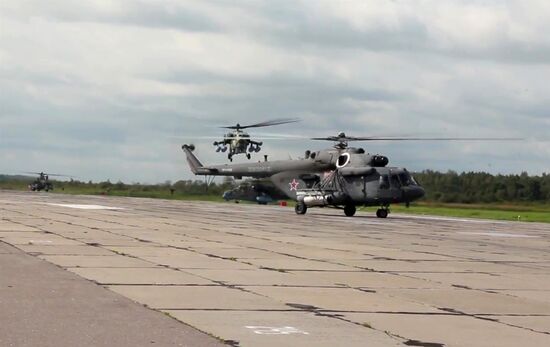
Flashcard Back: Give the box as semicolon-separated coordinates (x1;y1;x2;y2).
28;175;53;192
228;131;249;154
214;130;262;161
182;144;425;217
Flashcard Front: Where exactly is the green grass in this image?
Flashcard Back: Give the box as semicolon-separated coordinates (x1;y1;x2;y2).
390;202;550;223
58;187;226;202
0;182;226;202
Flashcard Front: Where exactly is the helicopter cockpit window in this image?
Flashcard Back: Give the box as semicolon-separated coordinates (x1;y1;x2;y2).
390;174;401;188
398;172;417;186
379;175;389;189
398;173;410;186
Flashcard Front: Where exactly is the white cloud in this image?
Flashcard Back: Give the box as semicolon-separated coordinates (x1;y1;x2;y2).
1;0;549;182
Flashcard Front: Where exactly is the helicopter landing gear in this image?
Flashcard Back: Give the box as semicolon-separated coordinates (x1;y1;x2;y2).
344;204;356;217
228;153;233;162
246;153;251;160
376;208;389;218
295;202;307;215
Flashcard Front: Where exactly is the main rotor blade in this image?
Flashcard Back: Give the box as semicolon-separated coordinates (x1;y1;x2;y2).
22;172;74;177
253;132;309;139
222;118;300;130
311;136;523;141
242;118;301;129
169;135;230;140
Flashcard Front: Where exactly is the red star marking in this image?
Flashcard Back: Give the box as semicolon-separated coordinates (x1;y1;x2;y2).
289;179;300;191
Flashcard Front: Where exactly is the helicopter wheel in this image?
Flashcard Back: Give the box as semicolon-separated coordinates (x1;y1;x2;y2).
376;208;388;218
246;153;251;160
295;203;307;215
344;205;356;217
228;154;233;162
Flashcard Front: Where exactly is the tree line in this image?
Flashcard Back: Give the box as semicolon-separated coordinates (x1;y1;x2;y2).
414;170;550;203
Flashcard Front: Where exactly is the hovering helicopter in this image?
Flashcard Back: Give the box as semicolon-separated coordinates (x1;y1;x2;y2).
24;172;71;192
213;118;299;161
182;132;519;217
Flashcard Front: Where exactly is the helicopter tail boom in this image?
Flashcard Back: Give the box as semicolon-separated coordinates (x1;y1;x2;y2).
181;144;217;175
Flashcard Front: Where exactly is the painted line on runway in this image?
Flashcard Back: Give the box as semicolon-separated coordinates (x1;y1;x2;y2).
46;203;124;210
458;232;538;238
245;326;309;335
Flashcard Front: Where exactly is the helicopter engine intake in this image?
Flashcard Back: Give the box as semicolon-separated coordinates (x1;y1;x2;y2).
369;155;389;167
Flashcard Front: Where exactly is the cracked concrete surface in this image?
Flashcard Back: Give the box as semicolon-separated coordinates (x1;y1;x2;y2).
1;191;550;346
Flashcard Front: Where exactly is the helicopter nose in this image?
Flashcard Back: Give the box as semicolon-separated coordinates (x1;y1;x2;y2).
404;186;425;201
222;191;232;200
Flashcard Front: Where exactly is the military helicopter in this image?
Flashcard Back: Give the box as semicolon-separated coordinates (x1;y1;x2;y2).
222;179;287;205
182;132;519;217
24;172;71;192
213;118;299;161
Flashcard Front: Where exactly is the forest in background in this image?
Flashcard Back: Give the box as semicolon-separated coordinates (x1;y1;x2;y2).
1;170;549;204
413;170;550;203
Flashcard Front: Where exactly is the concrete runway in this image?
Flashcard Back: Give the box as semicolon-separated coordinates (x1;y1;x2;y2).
1;190;550;347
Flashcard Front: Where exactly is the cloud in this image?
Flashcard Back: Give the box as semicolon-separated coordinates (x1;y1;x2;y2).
1;0;549;183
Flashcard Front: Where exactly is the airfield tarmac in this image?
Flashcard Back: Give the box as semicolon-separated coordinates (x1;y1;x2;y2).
1;190;550;347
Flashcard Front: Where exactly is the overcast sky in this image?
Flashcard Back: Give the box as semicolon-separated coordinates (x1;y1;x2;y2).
1;0;549;183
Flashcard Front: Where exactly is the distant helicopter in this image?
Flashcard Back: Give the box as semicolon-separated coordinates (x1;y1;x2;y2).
182;132;519;217
24;172;72;192
213;118;299;161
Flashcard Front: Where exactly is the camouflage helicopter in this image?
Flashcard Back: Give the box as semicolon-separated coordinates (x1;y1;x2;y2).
182;132;517;217
213;118;299;161
222;179;287;205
